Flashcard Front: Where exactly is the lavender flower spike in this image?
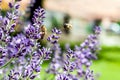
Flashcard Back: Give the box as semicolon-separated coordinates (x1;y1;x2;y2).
32;7;45;27
47;26;101;80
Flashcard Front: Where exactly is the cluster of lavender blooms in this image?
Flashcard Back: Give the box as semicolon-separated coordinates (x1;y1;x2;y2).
46;26;101;80
0;0;50;79
0;0;101;80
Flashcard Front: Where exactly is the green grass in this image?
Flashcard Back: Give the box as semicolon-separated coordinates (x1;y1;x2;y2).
91;46;120;80
91;60;120;80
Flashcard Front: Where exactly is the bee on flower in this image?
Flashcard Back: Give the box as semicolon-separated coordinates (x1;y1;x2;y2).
40;25;47;39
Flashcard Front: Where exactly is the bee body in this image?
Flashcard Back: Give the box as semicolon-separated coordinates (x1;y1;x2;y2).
64;23;72;34
40;25;47;39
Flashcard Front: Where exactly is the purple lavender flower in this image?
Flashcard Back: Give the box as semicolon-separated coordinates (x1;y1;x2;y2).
32;7;45;27
37;47;52;60
52;27;62;34
21;47;52;79
8;2;14;8
24;7;46;40
56;74;70;80
47;28;62;44
0;0;22;70
0;1;45;79
14;3;20;9
6;34;33;58
46;26;101;80
0;1;21;38
8;69;20;80
0;28;3;40
94;26;101;35
25;24;41;39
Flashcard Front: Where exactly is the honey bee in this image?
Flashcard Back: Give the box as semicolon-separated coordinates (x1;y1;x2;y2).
64;23;72;29
63;23;72;34
40;25;47;39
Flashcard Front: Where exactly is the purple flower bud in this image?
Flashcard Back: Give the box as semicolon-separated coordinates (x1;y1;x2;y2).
86;62;92;67
14;4;20;9
9;2;13;8
56;74;70;80
52;28;62;34
23;70;29;77
0;58;5;66
11;23;16;28
51;34;60;39
0;16;2;20
0;29;3;40
30;74;36;79
5;36;11;42
8;70;20;80
34;66;40;72
85;69;94;80
47;36;52;42
81;58;88;64
15;0;22;2
51;40;58;44
94;26;101;34
4;18;9;25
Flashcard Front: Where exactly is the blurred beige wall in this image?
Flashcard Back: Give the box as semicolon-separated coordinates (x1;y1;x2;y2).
45;0;120;21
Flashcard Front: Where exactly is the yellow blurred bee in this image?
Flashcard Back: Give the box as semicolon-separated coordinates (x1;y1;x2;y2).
64;23;72;29
40;25;47;39
63;23;72;34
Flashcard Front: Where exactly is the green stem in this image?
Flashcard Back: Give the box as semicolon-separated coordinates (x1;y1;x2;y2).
0;58;14;69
